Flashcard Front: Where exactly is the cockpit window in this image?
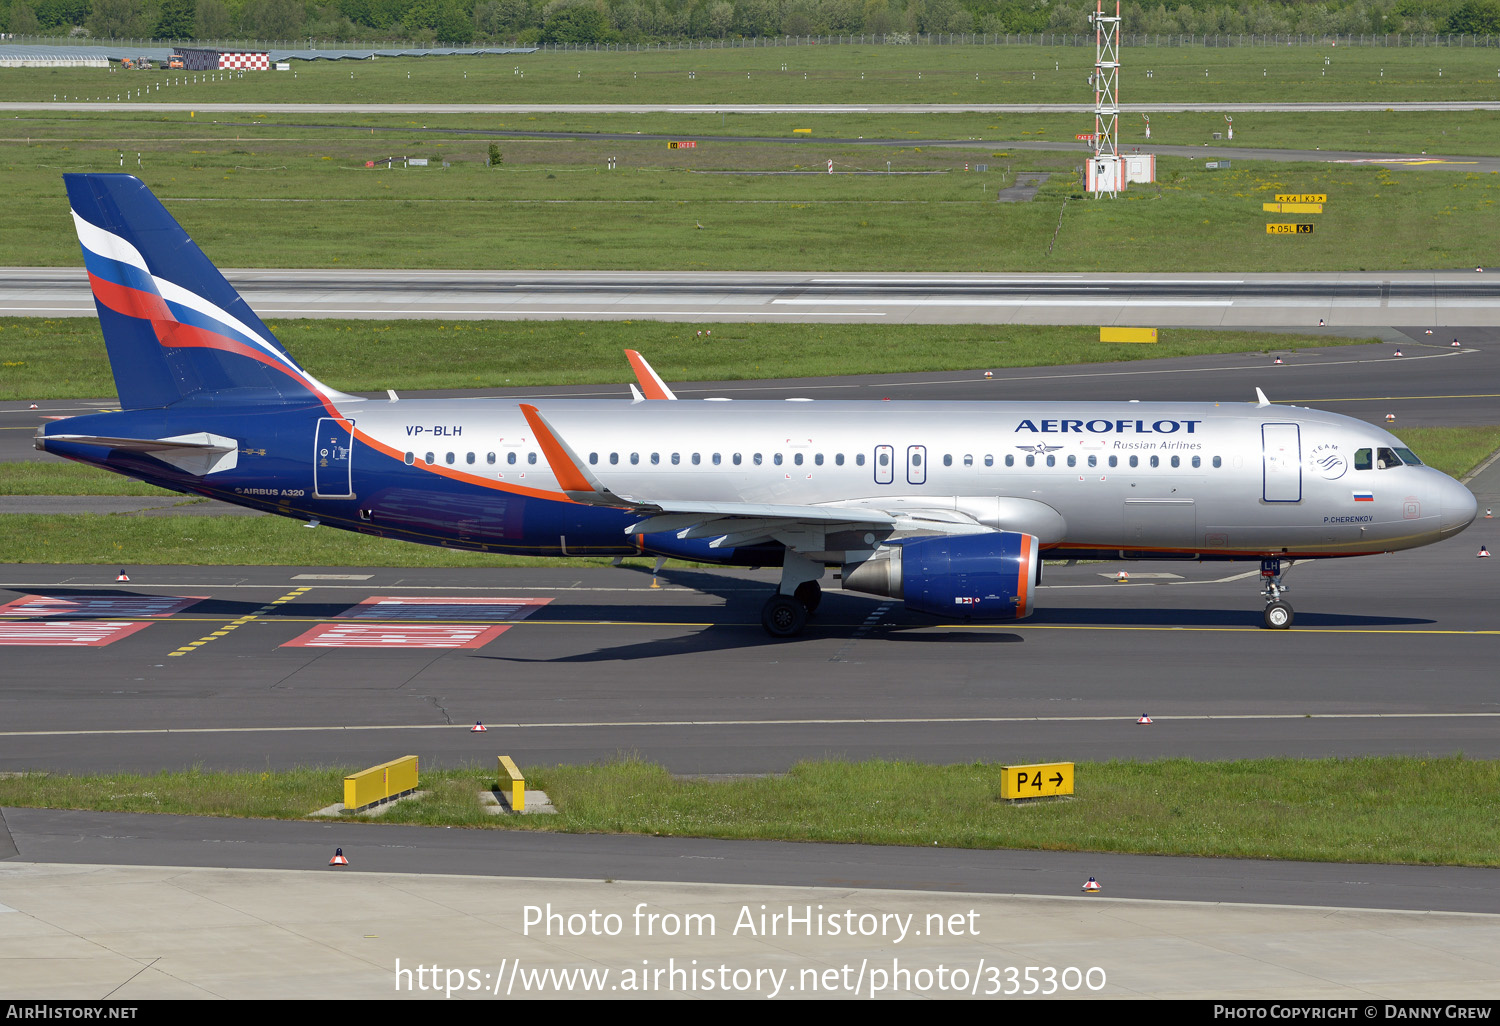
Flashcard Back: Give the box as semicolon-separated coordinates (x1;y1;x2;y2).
1354;448;1372;471
1393;447;1424;467
1377;447;1400;469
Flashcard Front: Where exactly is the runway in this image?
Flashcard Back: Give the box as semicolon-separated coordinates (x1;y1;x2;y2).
6;267;1500;326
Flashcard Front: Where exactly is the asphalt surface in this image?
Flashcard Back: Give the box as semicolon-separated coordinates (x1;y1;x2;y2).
8;268;1500;325
7;808;1500;915
1;301;1497;933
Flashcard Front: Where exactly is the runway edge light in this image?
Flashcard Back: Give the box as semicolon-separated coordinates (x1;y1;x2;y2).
1083;877;1101;893
329;847;349;866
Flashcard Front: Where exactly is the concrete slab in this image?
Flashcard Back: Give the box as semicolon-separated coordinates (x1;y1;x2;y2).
1;862;1498;999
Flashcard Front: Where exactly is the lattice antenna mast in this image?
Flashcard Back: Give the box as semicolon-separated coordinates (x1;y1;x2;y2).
1091;0;1121;188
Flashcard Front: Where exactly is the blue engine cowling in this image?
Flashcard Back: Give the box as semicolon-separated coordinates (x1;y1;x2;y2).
841;532;1041;620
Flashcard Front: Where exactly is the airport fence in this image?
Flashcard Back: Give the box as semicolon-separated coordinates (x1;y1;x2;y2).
3;32;1498;55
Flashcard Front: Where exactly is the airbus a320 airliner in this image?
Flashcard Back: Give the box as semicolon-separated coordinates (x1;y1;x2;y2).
37;175;1479;635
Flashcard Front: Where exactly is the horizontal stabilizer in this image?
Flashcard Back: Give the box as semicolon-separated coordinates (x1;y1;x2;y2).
45;431;239;476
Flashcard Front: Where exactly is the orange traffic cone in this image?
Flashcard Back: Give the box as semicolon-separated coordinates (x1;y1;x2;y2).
1137;714;1153;724
1083;876;1101;893
116;570;129;582
1479;545;1491;558
471;721;487;733
329;847;349;866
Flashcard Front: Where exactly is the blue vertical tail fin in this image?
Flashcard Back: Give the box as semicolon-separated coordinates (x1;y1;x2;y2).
65;173;351;410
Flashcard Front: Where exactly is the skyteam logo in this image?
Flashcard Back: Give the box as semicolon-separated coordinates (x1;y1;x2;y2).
1308;443;1349;481
1015;418;1202;435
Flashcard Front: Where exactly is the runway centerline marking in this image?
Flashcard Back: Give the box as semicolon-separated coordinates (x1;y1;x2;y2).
6;711;1500;738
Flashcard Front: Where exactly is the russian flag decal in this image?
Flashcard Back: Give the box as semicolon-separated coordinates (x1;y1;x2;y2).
1353;491;1375;502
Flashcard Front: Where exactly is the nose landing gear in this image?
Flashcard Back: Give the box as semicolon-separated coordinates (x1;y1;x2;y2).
1260;558;1293;629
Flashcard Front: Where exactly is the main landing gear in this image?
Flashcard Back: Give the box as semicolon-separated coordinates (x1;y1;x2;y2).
1260;558;1293;630
760;552;824;638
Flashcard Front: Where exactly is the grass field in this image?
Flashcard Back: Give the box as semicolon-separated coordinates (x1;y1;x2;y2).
2;755;1496;865
3;46;1499;275
0;318;1365;399
4;43;1500;105
4;138;1497;272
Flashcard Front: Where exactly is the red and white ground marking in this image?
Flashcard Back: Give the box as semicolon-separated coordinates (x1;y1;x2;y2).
0;594;207;618
282;622;515;649
282;596;551;650
0;621;154;646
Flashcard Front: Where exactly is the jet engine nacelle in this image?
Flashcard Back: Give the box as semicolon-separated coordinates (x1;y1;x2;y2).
841;531;1041;620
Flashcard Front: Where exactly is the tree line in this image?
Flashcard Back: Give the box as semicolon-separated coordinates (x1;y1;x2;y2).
5;0;1498;45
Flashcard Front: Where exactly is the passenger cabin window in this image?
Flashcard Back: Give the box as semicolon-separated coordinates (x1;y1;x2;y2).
424;452;434;465
774;454;784;466
856;454;865;466
1170;455;1180;468
466;452;475;465
589;452;598;465
630;453;640;465
753;454;763;465
1005;455;1015;468
1149;455;1158;468
671;453;680;465
733;453;742;465
1129;455;1138;468
507;452;517;465
963;454;973;467
404;451;415;465
1067;455;1076;468
650;453;660;465
984;455;994;468
1191;456;1200;469
793;453;803;466
1212;456;1222;468
943;455;952;467
1087;455;1097;468
1025;455;1035;467
692;453;701;465
446;452;455;465
609;453;619;465
1045;455;1055;467
487;453;496;465
815;454;824;466
1108;456;1118;468
835;454;844;466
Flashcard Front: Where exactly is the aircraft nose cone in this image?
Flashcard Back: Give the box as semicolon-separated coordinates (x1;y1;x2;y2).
1439;476;1478;532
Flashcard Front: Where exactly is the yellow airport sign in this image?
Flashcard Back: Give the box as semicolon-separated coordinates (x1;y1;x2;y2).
1262;202;1323;213
1275;193;1327;203
1001;762;1074;800
1100;326;1158;344
1266;223;1314;235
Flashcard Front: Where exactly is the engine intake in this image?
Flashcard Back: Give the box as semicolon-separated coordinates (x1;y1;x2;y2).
842;532;1041;620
